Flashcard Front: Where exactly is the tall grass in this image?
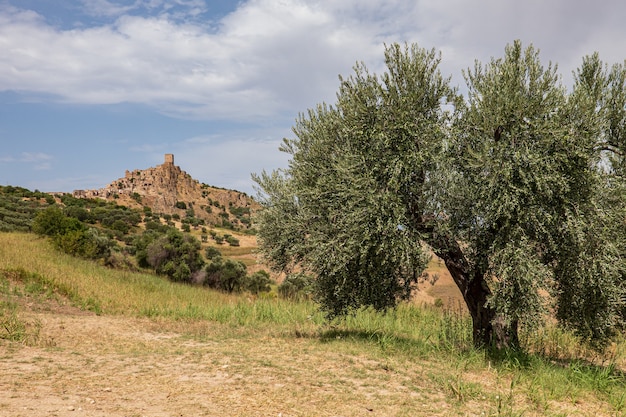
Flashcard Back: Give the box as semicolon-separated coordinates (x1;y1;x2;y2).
2;233;624;358
0;233;323;326
0;233;476;350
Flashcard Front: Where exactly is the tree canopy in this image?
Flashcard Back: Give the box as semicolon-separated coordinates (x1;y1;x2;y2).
254;41;626;350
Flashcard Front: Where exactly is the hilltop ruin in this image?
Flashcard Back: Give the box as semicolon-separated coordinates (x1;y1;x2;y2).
73;154;257;228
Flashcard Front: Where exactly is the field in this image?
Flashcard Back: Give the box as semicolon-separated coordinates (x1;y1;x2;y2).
1;232;625;416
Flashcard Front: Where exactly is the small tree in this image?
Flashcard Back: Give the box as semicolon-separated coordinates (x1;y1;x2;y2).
143;228;204;282
278;273;314;301
205;258;247;292
245;270;273;295
32;206;82;237
205;246;222;260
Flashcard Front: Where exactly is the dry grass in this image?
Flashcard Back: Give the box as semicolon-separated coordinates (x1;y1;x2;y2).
1;232;625;417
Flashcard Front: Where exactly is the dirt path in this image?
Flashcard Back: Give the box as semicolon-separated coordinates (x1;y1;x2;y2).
0;301;454;417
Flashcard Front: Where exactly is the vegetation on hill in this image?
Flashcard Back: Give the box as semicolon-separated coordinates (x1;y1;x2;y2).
0;186;54;232
0;185;298;299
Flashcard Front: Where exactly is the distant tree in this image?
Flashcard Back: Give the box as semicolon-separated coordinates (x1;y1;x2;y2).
204;246;222;261
245;270;273;295
278;273;314;301
32;206;83;237
146;229;204;282
205;258;247;292
225;235;240;246
138;228;204;282
64;205;92;223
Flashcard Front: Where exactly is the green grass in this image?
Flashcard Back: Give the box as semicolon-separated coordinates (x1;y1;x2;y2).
1;231;625;416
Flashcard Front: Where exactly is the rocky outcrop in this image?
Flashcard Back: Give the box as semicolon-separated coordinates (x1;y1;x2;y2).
73;154;257;228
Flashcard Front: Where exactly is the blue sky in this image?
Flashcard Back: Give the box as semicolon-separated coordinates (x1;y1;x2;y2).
1;0;625;195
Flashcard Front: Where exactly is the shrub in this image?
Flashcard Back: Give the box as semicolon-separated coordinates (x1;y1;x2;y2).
111;219;130;234
225;235;240;247
53;227;112;260
205;246;222;261
278;273;314;300
32;206;82;237
143;229;205;283
245;270;273;295
205;258;247;292
64;205;92;222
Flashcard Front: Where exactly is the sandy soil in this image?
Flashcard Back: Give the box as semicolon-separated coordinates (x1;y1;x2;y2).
0;299;455;417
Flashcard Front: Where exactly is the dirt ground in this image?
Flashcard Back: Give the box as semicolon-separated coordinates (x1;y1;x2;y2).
0;299;458;417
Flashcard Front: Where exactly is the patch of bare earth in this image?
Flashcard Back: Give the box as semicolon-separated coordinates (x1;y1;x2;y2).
0;300;456;417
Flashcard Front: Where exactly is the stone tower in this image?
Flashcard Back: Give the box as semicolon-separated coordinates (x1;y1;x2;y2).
164;154;174;165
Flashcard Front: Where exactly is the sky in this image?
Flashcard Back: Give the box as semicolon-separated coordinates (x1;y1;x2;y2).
1;0;625;196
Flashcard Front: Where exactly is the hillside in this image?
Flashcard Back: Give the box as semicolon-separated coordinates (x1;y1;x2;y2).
72;154;259;230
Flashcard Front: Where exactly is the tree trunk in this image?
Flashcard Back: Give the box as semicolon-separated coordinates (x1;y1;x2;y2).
422;226;519;349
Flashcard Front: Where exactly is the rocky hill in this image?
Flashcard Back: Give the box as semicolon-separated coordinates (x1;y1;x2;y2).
72;154;258;229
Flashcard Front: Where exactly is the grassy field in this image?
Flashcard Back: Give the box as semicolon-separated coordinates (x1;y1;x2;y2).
1;232;625;416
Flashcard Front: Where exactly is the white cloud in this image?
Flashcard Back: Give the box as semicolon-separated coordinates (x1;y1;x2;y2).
3;0;626;194
0;0;379;120
20;152;53;162
0;152;53;170
80;0;138;17
1;0;625;123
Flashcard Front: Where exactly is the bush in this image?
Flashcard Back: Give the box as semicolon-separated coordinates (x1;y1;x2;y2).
245;270;273;295
225;235;240;246
32;206;82;237
111;219;130;234
205;258;247;292
205;246;222;261
64;205;92;222
278;273;314;300
53;227;112;260
144;229;205;283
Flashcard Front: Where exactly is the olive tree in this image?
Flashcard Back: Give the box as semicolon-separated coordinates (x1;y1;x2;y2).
255;44;447;317
254;42;626;349
443;41;624;347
